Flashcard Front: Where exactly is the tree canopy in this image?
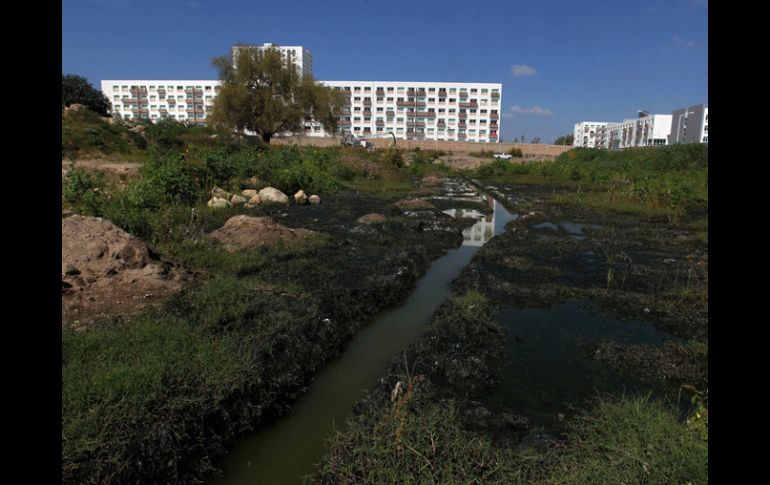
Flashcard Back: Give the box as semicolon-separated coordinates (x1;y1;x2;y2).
208;47;345;144
554;134;575;145
62;74;112;117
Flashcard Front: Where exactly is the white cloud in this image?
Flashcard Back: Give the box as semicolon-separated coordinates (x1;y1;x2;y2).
509;105;553;116
673;36;696;48
510;65;536;78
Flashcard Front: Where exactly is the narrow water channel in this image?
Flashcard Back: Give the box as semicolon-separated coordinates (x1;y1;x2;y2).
209;192;517;484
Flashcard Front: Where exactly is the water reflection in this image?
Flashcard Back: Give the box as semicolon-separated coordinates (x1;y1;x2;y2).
442;196;498;246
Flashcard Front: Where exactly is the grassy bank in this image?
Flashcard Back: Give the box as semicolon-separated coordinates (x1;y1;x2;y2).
474;145;708;220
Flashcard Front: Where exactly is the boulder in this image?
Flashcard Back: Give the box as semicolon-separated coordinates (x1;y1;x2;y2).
249;194;262;205
211;186;230;199
242;189;258;199
207;197;231;209
230;194;247;204
309;194;321;205
294;190;308;205
258;187;289;204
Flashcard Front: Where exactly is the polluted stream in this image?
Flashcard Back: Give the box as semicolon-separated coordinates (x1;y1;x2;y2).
210;183;516;485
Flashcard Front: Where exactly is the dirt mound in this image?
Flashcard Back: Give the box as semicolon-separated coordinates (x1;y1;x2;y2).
62;215;196;327
393;198;436;210
209;215;317;252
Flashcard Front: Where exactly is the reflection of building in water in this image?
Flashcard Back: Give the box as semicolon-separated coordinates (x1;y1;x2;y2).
442;198;496;247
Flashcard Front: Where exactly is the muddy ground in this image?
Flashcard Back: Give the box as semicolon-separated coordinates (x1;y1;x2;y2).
312;177;708;481
453;180;708;400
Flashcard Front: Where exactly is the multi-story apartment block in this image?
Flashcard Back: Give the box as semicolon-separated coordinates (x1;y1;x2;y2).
100;80;221;124
573;122;609;148
607;112;672;149
305;81;502;142
231;43;313;77
100;44;503;142
669;104;708;144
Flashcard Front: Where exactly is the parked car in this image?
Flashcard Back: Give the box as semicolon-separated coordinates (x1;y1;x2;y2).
493;153;513;159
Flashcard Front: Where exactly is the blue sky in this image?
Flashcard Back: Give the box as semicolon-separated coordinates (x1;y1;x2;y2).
63;0;708;143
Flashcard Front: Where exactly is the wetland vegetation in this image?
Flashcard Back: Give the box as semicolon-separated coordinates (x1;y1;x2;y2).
62;108;707;484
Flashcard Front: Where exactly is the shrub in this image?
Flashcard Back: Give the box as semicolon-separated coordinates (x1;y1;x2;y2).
62;168;106;216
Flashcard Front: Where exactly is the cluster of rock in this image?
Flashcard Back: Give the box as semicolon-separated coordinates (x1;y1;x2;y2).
207;185;321;209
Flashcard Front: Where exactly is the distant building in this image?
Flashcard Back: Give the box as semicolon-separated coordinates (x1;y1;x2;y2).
100;43;503;142
100;80;221;125
573;122;609;148
607;112;672;149
231;43;313;77
307;81;502;143
669;104;708;144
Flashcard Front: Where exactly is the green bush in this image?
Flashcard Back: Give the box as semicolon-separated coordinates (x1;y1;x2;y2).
62;168;106;216
508;147;523;157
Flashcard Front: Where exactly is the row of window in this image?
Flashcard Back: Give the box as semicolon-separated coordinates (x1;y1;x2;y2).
112;85;218;92
349;107;497;114
114;105;206;111
333;86;500;94
122;113;206;120
342;118;494;124
349;97;496;104
114;95;213;101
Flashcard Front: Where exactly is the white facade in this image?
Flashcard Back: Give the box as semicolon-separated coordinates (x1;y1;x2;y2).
231;43;312;77
573;122;609;148
100;44;503;142
607;113;672;149
308;81;502;142
100;80;221;124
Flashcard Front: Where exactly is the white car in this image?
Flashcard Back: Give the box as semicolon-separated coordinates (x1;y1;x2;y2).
493;153;512;159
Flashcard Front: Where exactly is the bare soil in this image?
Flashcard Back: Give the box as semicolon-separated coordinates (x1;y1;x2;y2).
62;215;197;328
209;215;318;252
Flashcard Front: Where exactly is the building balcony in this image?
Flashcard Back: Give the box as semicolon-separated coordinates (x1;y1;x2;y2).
397;101;426;107
458;112;467;119
414;111;436;117
490;113;499;120
458;123;467;128
375;89;385;96
407;90;426;97
458;92;468;98
458;102;478;108
363;99;372;106
406;121;426;127
375;120;384;126
362;110;372;116
386;111;395;117
490;92;500;99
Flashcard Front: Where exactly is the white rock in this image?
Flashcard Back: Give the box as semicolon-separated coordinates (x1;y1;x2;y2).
258;187;289;204
242;189;258;199
309;195;321;205
207;197;231;209
230;194;247;204
294;190;308;205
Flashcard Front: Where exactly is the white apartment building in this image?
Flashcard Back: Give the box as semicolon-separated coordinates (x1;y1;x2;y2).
100;44;503;142
231;43;313;77
669;104;708;144
573;122;609;148
101;80;221;124
307;81;502;142
607;112;673;149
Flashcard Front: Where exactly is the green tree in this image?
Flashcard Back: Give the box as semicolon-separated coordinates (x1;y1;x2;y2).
554;134;574;146
209;46;345;144
62;74;111;116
